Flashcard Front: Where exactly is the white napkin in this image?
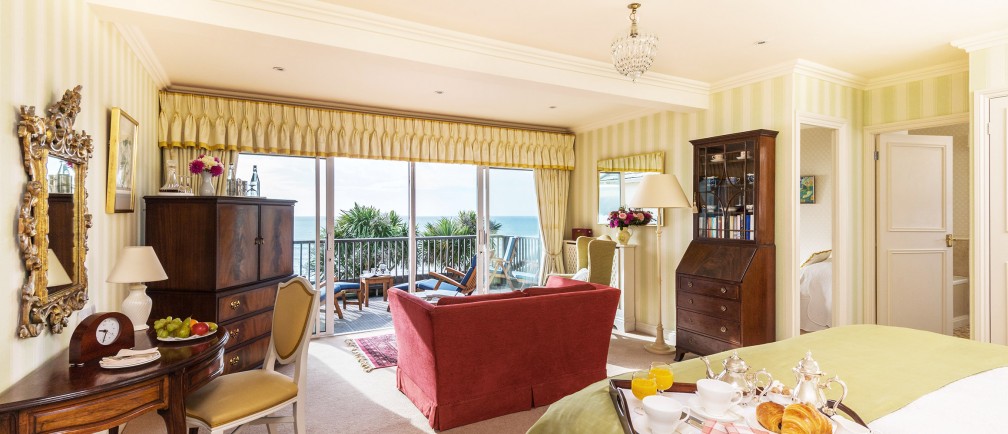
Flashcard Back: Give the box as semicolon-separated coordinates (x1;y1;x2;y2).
99;347;160;368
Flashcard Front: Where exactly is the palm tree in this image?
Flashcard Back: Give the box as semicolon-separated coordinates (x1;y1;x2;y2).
419;211;501;271
317;203;409;280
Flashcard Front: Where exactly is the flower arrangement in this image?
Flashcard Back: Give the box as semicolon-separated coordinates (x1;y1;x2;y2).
189;154;224;177
607;206;653;229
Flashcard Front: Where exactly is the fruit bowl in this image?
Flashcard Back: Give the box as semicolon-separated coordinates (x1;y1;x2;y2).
157;328;217;342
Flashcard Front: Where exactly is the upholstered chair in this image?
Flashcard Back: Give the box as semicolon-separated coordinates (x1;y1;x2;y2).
551;236;617;286
185;277;318;434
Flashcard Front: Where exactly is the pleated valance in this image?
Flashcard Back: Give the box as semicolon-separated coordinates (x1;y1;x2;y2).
157;91;575;170
596;151;664;172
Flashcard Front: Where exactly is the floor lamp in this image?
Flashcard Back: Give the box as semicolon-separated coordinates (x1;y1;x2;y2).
628;174;692;354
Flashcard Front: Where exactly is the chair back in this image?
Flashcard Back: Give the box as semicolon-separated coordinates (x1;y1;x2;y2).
586;238;617;285
574;236;592;271
267;277;319;368
458;255;478;295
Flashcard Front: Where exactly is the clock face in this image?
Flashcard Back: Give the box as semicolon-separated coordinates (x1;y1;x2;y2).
95;317;120;345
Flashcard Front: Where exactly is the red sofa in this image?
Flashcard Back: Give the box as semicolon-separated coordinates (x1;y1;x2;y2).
388;276;620;430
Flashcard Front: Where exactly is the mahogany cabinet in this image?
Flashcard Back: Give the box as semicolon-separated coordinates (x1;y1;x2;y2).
675;130;776;361
144;196;295;373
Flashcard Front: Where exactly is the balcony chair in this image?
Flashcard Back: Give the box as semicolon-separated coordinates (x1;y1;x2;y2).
394;255;478;296
185;276;318;434
315;278;368;317
550;236;616;286
488;236;518;288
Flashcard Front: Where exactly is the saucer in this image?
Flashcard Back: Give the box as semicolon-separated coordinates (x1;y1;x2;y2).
638;415;689;434
687;396;742;422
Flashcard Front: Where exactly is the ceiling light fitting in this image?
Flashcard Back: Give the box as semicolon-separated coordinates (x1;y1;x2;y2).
611;3;659;81
272;66;285;71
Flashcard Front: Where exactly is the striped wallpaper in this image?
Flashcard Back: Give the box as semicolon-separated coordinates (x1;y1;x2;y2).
0;0;159;390
969;45;1008;90
865;71;969;125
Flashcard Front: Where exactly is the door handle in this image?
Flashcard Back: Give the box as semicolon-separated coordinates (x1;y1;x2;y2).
946;234;969;248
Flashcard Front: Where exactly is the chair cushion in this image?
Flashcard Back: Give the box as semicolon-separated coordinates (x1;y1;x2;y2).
459;255;478;286
186;370;298;428
436;291;525;306
416;278;461;293
319;282;360;301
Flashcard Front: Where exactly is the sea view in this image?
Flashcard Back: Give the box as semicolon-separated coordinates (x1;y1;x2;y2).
293;215;540;241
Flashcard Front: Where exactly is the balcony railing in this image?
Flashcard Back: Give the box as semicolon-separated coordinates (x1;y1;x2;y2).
293;235;541;287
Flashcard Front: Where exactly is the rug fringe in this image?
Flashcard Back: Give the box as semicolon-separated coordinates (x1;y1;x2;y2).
346;338;375;373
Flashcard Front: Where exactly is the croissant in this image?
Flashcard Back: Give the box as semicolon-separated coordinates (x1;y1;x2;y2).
781;403;832;434
756;401;784;433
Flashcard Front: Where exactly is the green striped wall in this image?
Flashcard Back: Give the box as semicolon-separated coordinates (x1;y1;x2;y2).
0;0;160;390
864;71;969;125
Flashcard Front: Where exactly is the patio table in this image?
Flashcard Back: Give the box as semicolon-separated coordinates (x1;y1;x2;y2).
360;273;394;306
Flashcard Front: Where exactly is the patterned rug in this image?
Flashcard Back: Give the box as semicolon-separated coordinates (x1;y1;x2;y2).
346;333;398;372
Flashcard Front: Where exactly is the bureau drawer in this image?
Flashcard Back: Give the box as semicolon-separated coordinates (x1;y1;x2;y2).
677;292;741;320
24;377;167;433
222;309;273;350
218;284;277;323
224;336;270;374
677;310;741;344
676;328;735;356
678;276;739;300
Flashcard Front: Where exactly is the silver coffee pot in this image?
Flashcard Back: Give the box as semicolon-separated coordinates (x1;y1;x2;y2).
791;351;848;416
700;351;774;396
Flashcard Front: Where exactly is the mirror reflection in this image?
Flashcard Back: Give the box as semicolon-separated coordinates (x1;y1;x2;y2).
596;152;665;225
47;157;76;291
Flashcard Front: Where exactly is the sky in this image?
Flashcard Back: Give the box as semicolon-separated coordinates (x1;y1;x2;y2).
235;155;539;217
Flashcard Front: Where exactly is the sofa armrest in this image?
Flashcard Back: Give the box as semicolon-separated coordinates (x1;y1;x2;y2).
389;289;439;394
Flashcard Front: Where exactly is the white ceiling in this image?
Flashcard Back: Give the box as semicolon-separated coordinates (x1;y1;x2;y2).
88;0;1008;131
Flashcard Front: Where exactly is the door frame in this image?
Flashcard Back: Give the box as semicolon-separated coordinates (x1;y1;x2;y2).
794;112;852;331
860;113;972;332
973;88;1008;343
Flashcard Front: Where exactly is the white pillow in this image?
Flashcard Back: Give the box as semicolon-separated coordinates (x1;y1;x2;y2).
571;268;590;281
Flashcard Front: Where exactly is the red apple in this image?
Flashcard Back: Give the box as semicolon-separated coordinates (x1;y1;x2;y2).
191;322;210;336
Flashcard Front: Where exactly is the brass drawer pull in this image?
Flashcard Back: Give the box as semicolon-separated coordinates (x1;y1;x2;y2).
231;328;241;341
687;281;693;288
689;337;696;344
720;305;727;312
720;287;727;294
688;298;694;304
720;326;727;333
230;300;241;310
229;355;240;366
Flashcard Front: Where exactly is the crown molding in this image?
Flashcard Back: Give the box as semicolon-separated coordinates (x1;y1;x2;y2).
864;60;969;90
712;59;866;93
166;85;574;134
952;29;1008;53
111;23;170;88
710;61;798;93
570;108;667;134
792;59;867;89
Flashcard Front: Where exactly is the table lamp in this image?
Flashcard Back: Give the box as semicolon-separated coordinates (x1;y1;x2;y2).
46;249;72;287
628;173;692;354
107;246;168;331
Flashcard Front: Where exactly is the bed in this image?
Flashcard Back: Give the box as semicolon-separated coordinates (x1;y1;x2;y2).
527;325;1008;433
800;251;833;332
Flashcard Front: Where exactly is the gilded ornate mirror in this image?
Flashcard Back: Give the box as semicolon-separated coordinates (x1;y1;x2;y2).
17;86;93;337
597;151;664;224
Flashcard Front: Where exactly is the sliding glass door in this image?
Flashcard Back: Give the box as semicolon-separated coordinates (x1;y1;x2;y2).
413;163;480;293
484;168;541;292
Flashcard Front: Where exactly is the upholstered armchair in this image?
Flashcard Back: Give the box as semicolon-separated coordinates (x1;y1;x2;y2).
551;236;616;286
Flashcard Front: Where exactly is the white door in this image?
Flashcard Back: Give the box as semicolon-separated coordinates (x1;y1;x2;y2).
876;133;953;334
989;96;1008;344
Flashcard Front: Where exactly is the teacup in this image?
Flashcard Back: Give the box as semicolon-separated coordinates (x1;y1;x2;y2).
642;395;689;434
710;153;725;162
696;379;743;417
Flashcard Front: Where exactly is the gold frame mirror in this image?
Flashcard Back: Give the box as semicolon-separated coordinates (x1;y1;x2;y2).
17;86;93;337
597;151;665;225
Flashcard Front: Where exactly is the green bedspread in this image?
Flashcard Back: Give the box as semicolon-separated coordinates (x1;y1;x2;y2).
528;325;1008;433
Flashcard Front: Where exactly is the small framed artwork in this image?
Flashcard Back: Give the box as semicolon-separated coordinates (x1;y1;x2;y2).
106;107;139;213
800;175;815;204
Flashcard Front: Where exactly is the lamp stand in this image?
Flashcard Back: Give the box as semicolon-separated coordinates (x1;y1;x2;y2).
121;283;152;331
644;221;674;354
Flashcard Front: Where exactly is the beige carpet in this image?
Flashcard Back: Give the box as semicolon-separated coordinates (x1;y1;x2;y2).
121;329;672;434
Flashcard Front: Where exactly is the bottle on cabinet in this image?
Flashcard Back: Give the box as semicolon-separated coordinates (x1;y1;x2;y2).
249;165;261;197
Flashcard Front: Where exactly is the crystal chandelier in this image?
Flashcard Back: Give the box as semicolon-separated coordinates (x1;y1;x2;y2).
611;3;659;81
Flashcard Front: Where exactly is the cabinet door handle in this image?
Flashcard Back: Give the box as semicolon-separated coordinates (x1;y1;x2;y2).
720;305;727;312
720;326;727;333
720;287;727;294
229;355;241;366
230;300;241;310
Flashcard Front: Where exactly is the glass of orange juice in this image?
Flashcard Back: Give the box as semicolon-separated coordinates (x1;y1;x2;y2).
631;371;658;414
650;362;674;394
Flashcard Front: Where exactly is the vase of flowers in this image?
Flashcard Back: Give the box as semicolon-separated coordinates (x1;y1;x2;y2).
189;154;224;196
607;207;653;245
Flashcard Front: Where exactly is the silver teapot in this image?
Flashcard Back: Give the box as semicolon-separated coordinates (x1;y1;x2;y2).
700;351;774;396
791;351;848;416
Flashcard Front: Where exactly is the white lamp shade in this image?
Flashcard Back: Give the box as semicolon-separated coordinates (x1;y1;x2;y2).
628;174;691;209
46;249;72;287
107;246;168;283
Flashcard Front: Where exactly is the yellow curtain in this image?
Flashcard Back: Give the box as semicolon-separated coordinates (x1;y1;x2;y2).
533;168;571;281
596;151;664;172
157;91;575;170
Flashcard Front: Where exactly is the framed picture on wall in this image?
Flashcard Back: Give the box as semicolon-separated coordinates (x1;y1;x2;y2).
105;107;139;213
800;175;815;204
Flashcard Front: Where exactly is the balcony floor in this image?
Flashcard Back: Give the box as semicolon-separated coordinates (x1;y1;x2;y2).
324;293;393;335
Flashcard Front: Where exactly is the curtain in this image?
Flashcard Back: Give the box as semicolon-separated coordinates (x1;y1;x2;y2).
157;91;575;169
161;148;239;194
533;168;571;282
596;151;664;172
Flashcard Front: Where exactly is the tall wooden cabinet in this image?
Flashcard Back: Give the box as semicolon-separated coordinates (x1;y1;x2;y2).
674;130;776;361
144;196;295;373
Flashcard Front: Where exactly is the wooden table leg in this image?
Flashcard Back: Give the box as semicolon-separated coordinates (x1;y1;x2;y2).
158;374;187;434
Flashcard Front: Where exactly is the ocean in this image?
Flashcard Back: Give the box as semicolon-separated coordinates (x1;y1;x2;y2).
293;215;540;241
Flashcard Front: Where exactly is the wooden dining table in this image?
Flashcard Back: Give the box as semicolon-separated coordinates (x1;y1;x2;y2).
0;329;228;434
